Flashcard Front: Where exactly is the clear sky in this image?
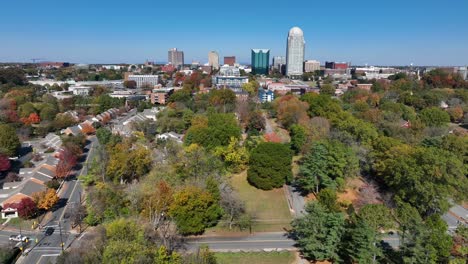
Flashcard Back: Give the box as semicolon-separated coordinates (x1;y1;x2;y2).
1;0;467;66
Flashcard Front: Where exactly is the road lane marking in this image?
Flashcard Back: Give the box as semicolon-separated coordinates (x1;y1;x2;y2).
187;239;293;244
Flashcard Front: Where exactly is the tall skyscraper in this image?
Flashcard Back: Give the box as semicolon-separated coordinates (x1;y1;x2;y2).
168;48;184;68
286;27;305;77
208;51;219;70
251;49;270;75
224;56;236;66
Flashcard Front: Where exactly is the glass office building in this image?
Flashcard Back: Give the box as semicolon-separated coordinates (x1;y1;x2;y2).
251;49;270;75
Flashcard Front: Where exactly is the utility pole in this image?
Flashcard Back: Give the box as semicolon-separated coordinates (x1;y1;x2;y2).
59;221;64;252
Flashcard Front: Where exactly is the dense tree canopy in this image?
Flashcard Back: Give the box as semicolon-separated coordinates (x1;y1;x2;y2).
169;186;222;235
184;113;241;150
296;140;359;194
0;124;20;156
247;142;292;190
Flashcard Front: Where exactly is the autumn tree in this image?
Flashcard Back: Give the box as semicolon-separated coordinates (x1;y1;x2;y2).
106;143;152;183
55;148;78;179
80;123;96;135
20;112;41;125
169;186;222;235
0;154;11;172
246;110;265;133
274;95;309;128
4;197;37;219
215;137;249;173
33;189;59;210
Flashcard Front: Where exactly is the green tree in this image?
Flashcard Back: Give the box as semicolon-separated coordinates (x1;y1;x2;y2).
419;107;450;127
374;145;468;215
169;186;222;235
296;140;358;194
342;218;382;264
184;113;241;150
290;202;345;262
0;124;20;156
356;204;395;231
247;142;292;190
320;84;336;96
317;188;340;212
289;124;307;153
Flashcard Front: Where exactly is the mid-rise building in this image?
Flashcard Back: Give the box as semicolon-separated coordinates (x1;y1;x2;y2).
224;56;236;66
258;89;274;103
168;48;184;68
208;51;220;70
325;61;350;70
286;27;305;77
273;56;286;70
304;60;320;72
128;75;159;88
150;87;174;105
213;65;248;88
251;49;270;75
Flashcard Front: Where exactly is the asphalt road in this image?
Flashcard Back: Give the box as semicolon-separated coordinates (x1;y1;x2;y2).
186;232;400;252
14;136;99;264
185;232;295;252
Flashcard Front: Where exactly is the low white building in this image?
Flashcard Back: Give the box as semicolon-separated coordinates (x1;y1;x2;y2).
69;85;92;96
128;75;159;88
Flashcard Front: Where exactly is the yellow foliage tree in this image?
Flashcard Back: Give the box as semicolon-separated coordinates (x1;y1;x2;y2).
33;189;59;210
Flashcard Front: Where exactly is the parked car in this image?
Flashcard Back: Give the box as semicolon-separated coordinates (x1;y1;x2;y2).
9;235;28;242
44;227;54;236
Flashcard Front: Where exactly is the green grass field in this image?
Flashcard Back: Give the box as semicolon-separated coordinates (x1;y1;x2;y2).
230;171;292;232
215;251;296;264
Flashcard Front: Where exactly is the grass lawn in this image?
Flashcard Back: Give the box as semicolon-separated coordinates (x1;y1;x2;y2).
215;251;296;264
5;218;37;231
230;171;292;232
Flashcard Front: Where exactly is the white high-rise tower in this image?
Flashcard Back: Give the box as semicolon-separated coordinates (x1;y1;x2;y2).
286;27;305;77
208;51;219;70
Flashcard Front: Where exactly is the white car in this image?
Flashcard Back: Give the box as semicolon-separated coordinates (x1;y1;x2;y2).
9;235;28;242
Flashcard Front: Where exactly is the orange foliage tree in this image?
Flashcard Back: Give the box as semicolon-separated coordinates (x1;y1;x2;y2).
274;95;309;128
33;189;59;210
20;113;41;125
80;123;96;135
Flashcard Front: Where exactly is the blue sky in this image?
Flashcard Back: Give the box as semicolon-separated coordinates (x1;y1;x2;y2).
1;0;467;66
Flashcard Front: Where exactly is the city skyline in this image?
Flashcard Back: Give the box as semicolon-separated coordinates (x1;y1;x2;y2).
1;0;468;66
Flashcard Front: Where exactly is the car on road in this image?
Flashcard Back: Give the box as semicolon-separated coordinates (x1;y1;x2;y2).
45;227;54;236
9;235;28;242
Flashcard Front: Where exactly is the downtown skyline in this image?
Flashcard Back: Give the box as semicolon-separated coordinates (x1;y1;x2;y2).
1;0;468;66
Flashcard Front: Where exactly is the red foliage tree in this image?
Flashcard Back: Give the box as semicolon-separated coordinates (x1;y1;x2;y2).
264;132;282;143
0;154;11;172
20;113;41;125
55;148;78;179
4;197;37;219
